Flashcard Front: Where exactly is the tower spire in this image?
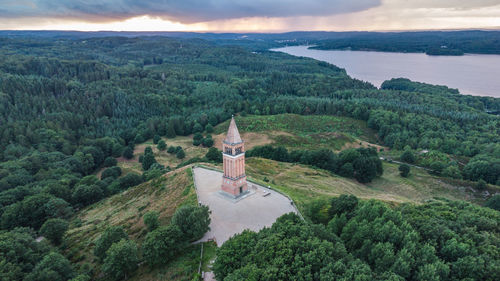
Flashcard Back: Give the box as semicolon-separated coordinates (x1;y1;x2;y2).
224;116;242;145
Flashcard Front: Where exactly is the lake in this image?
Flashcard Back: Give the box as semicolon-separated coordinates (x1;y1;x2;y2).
272;45;500;97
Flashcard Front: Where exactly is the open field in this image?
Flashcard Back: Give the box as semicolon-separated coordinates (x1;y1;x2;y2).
213;114;383;151
64;167;198;280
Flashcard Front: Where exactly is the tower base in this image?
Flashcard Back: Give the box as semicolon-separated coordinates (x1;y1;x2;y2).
221;176;248;198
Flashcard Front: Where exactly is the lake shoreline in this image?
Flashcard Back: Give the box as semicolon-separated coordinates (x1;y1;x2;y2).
272;46;500;98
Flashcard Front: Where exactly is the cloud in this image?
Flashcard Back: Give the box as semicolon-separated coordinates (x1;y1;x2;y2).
0;0;382;23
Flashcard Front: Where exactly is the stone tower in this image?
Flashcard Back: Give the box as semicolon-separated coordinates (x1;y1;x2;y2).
221;116;248;197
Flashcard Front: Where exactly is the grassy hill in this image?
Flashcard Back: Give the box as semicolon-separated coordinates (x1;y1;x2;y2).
243;158;486;211
214;114;382;151
64;167;215;280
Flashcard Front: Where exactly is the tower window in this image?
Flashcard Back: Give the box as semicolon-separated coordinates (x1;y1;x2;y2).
235;147;242;154
225;147;232;155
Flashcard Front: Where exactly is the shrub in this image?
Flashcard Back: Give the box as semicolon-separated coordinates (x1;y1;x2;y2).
143;211;159;231
206;148;222;163
153;135;161;144
176;149;185;159
101;166;122;180
142;225;185;267
102;239;138;280
103;157;117;167
400;150;416;164
171;205;211;242
40;218;69;245
399;164;410;177
94;226;128;261
157;140;167;151
122;147;134;159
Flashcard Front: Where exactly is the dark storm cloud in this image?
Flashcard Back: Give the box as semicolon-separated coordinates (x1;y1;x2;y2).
0;0;383;22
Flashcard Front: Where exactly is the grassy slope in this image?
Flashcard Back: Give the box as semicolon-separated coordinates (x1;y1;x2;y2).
214;114;383;151
64;167;202;280
244;158;483;213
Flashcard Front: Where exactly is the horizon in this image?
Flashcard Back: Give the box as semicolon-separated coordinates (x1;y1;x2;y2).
2;1;500;32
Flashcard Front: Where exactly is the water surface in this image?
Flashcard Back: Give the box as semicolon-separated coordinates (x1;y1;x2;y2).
272;46;500;97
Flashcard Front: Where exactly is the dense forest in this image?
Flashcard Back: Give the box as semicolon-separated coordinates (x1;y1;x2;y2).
0;34;499;280
214;196;500;280
311;30;500;55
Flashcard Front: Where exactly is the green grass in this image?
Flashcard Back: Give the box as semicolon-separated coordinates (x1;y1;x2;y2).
244;157;485;213
64;167;198;279
214;114;381;151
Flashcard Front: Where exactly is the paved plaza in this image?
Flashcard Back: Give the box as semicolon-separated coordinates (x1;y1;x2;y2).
193;167;298;245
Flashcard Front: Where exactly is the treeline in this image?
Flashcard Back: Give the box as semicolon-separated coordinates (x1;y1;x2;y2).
247;145;383;183
214;196;500;280
311;30;500;55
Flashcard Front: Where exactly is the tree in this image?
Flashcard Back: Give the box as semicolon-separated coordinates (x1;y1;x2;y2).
102;239;138;280
118;173;143;190
206;147;222;163
40;218;69;245
442;165;462;179
122;146;134;159
167;146;176;154
353;156;379;183
193;133;203;146
485;195;500;211
399;164;410;177
476;179;488;191
94;226;128;261
176;148;186;159
143;211;159;231
157;140;166;151
171;205;211;241
193;123;203;133
400;149;416;164
142;146;157;171
153;134;161;144
103;157;117;167
142;225;185;267
166;122;176;138
202;136;214;147
25;252;74;281
205;124;214;133
101;166;122;180
329;194;358;218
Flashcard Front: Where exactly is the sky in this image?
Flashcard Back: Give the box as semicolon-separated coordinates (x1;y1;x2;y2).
1;0;500;32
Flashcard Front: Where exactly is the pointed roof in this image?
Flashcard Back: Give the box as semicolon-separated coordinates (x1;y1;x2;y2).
224;116;243;145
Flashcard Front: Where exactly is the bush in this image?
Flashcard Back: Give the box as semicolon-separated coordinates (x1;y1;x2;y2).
176;149;186;159
118;173;143;190
94;226;128;261
25;252;74;281
400;150;416;164
399;164;410;177
171;205;211;242
142;225;186;267
202;137;214;147
143;211;159;231
102;239;138;281
157;140;167;151
40;218;69;245
103;157;117;167
206;147;222;163
122;147;134;159
476;179;488;191
142;147;157;171
193;138;202;146
485;195;500;211
101;166;122;180
167;146;176;154
153;135;161;144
